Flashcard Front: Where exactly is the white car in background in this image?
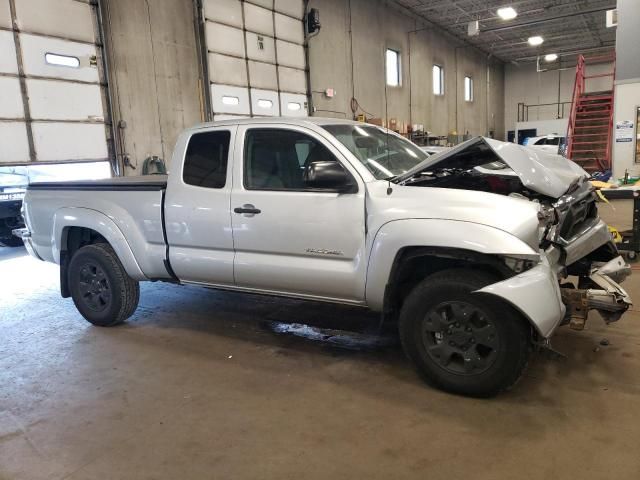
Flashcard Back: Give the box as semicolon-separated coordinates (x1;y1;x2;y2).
421;146;450;156
523;134;565;154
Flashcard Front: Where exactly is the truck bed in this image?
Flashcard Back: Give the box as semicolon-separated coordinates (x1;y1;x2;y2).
24;175;170;280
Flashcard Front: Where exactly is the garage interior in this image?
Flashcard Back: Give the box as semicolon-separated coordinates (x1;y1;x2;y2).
2;0;640;478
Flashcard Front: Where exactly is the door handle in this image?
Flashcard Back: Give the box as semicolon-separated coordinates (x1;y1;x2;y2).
234;205;261;215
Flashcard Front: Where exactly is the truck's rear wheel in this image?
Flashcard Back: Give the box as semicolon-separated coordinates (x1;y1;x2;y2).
68;243;139;327
399;269;531;397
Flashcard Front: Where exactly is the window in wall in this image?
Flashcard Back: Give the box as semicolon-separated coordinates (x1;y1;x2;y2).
244;129;341;191
464;76;474;102
183;131;230;188
386;49;401;87
433;65;444;95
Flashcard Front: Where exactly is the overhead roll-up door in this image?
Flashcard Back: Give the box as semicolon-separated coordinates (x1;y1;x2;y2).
0;0;112;165
201;0;309;121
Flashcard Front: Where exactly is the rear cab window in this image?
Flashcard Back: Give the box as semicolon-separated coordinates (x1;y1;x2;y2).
183;131;231;188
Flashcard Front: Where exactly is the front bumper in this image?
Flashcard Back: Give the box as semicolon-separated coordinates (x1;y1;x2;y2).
477;254;632;338
477;255;565;338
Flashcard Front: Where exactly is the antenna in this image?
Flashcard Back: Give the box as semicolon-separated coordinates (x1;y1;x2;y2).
384;66;393;195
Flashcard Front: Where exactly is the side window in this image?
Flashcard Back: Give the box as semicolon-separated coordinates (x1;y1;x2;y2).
183;130;230;188
244;129;339;191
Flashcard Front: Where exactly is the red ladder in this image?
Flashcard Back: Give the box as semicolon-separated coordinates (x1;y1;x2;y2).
566;53;616;172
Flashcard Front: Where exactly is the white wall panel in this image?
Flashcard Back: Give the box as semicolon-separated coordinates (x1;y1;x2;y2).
203;0;307;118
205;22;244;57
278;66;306;93
208;53;247;85
275;13;303;44
2;0;112;165
0;0;11;27
0;31;18;74
280;92;307;117
245;31;275;62
20;34;99;82
275;0;304;19
32;123;108;161
0;77;24;119
247;0;273;11
276;40;305;69
248;60;277;89
211;84;251;115
204;0;242;27
250;88;280;115
27;79;103;121
15;0;95;43
244;2;273;36
0;122;30;163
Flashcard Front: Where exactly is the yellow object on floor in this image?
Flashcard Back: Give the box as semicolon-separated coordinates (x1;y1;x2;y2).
609;226;622;243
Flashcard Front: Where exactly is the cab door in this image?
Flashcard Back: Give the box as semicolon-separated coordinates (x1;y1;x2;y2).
165;126;235;285
230;124;367;303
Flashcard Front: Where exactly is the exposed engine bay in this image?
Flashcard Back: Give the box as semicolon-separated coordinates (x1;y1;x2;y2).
402;142;545;200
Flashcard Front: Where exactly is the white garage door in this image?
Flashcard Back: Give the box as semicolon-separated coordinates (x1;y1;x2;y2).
202;0;308;121
0;0;111;164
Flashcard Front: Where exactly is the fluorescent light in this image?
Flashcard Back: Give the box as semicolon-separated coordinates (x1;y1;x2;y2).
544;53;558;62
528;36;544;46
45;53;80;68
497;7;517;20
222;96;239;105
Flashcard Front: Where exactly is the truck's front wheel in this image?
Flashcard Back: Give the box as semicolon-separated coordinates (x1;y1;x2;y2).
68;243;139;327
399;269;531;397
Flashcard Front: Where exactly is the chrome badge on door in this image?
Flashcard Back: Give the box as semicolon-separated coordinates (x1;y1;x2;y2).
305;248;344;256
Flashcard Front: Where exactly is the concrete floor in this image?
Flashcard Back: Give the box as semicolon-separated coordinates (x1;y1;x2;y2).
1;201;640;479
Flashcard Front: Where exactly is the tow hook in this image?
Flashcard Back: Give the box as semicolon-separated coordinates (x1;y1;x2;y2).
561;256;632;330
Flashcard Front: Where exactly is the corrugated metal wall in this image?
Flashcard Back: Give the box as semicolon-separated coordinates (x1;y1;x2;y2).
0;0;111;165
202;0;308;120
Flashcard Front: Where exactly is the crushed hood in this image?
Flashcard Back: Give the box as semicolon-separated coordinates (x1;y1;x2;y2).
397;136;589;198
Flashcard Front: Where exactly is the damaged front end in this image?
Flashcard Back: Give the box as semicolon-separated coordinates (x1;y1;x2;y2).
544;178;632;330
396;136;633;335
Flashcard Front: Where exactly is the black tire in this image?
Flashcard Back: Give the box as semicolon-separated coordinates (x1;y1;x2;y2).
68;243;140;327
399;269;531;397
0;236;23;247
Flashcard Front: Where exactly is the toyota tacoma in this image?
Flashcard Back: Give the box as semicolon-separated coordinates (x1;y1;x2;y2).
16;118;632;396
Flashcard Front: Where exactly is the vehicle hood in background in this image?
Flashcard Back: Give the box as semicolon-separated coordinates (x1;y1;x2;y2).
397;136;588;198
0;172;28;189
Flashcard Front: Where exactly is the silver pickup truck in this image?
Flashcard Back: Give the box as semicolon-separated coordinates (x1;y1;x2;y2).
17;118;632;396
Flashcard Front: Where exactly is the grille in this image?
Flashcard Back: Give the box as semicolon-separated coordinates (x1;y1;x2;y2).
557;192;598;241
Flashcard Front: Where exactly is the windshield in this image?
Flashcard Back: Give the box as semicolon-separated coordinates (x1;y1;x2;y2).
322;124;428;180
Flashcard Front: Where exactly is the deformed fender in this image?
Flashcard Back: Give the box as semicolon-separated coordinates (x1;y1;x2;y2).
477;257;566;338
365;218;539;311
52;207;146;281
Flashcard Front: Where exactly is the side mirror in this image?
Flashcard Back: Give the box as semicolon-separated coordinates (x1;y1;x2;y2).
304;160;356;192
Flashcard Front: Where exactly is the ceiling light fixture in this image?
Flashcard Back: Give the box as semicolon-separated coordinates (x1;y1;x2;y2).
544;53;558;62
497;7;517;20
528;36;544;46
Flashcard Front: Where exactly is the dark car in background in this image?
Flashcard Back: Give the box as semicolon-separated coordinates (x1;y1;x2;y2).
0;166;27;247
